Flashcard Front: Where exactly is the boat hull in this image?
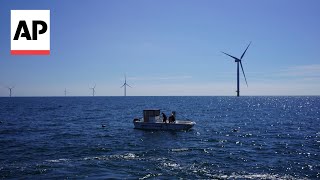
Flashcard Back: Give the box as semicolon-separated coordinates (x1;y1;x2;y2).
133;120;195;130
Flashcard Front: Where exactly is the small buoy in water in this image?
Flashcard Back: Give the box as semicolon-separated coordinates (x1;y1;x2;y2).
0;121;2;124
102;124;106;128
233;129;239;132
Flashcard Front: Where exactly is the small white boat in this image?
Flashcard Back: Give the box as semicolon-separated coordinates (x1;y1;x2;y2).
133;109;195;130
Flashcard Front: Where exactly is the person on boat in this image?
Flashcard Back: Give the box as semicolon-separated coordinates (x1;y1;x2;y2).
169;112;175;123
161;112;167;123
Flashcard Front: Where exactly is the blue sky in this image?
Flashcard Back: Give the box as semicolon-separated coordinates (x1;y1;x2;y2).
1;0;320;96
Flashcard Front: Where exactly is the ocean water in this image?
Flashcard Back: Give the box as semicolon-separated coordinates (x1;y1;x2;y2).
0;96;319;179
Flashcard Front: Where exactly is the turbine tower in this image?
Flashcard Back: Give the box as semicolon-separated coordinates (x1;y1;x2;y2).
221;42;251;97
90;85;96;96
64;88;67;97
120;74;132;96
7;86;14;97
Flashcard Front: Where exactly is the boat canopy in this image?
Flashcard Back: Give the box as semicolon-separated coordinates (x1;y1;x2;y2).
143;109;160;123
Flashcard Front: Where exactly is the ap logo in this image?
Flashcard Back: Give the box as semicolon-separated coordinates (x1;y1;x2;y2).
11;10;50;55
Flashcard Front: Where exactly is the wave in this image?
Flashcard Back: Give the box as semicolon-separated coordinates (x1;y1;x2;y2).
83;153;140;161
45;158;69;163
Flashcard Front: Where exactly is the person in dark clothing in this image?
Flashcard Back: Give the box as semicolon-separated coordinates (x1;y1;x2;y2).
169;113;175;123
162;112;167;123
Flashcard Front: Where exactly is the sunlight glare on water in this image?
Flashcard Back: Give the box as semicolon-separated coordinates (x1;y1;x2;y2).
0;96;319;179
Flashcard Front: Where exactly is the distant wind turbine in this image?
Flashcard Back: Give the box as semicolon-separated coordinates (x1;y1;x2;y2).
90;85;96;96
221;42;251;97
64;88;68;97
120;74;132;96
7;86;14;97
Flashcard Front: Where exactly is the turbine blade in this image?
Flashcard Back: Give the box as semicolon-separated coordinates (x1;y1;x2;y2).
127;84;132;88
221;51;239;61
120;84;125;88
240;61;248;87
240;41;251;60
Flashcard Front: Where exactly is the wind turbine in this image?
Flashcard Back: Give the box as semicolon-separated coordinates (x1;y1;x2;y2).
89;85;96;96
7;86;14;97
221;42;251;97
64;88;68;97
120;74;132;96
